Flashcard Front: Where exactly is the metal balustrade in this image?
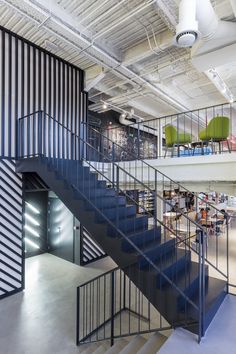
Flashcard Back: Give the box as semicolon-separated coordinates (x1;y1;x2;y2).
17;111;230;344
91;102;235;159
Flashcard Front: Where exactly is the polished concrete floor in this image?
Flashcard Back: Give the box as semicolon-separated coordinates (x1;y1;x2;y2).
0;218;236;354
158;295;236;354
0;254;116;354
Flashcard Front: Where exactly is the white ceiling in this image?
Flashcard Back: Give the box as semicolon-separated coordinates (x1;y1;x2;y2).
0;0;236;121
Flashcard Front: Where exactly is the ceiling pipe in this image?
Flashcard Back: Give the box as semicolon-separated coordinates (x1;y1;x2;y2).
230;0;236;17
119;113;158;136
3;0;192;114
175;0;218;47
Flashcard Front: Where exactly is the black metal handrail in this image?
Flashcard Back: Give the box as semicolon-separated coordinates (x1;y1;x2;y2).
77;267;173;346
17;112;203;306
84;122;228;217
17;110;229;343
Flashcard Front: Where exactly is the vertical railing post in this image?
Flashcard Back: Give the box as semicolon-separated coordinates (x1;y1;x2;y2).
112;142;115;188
198;229;205;342
76;287;80;346
123;272;126;310
110;271;115;347
154;169;158;238
137;122;140;159
116;165;119;196
226;215;229;293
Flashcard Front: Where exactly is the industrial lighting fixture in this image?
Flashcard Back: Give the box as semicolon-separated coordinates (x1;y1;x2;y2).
206;68;234;103
25;238;40;249
25;213;40;226
102;102;108;109
121;112;126;119
24;225;40;237
25;202;40;214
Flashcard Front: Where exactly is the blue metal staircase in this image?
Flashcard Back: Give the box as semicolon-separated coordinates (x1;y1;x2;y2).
16;111;228;342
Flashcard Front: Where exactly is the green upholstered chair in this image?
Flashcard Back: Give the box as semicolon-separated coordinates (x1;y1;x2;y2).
164;125;192;157
199;116;230;153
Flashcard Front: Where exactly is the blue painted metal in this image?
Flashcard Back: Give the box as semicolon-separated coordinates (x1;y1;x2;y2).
16;112;228;342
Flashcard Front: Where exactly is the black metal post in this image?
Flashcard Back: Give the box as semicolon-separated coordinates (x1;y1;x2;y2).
112;142;115;188
76;287;80;346
110;271;115;347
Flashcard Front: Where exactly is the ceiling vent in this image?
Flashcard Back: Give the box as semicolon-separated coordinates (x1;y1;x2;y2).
174;0;199;48
176;30;198;48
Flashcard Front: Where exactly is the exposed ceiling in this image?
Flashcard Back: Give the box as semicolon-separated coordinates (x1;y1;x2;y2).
0;0;236;121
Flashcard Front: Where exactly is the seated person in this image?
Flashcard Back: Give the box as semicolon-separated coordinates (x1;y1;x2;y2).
212;209;228;234
171;202;179;212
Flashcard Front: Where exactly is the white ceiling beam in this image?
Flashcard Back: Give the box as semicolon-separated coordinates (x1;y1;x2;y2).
85;65;106;92
122;29;173;65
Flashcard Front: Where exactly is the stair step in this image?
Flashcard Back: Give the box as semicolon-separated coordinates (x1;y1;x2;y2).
84;195;127;209
82;187;116;197
187;277;227;334
139;248;191;288
119;335;146;354
93;344;110;354
136;332;167;354
96;205;137;223
175;262;209;310
104;339;129;354
122;227;161;252
108;215;148;236
81;343;99;354
139;236;175;262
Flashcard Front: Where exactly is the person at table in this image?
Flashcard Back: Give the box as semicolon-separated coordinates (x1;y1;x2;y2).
200;208;208;219
171;202;179;212
212;209;228;235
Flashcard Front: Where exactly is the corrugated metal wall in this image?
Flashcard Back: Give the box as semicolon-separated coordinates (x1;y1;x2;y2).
0;27;87;299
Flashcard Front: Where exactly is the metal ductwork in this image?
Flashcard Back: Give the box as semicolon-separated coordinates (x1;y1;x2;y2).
119;114;158;136
174;0;218;48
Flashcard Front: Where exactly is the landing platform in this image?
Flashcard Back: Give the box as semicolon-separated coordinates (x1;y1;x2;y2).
158;294;235;354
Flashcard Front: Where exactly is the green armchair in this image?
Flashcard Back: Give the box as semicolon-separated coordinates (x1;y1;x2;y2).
199;116;230;153
164;125;192;157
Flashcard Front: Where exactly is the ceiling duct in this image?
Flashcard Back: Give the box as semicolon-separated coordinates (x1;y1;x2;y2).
175;0;199;48
119;114;158;136
174;0;218;48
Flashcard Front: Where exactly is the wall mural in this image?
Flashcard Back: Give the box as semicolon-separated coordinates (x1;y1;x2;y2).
88;110;157;161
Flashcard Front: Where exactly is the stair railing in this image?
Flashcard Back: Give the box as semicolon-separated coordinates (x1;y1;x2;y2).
85;123;229;281
17;111;228;342
101;101;234;158
77;266;172;347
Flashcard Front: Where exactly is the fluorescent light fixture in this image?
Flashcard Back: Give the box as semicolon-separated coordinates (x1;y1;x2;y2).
26;202;40;214
25;237;40;249
25;213;40;226
206;68;234;103
24;225;40;237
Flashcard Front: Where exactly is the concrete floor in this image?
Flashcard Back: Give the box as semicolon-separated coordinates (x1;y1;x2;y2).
0;218;236;354
158;295;236;354
0;254;116;354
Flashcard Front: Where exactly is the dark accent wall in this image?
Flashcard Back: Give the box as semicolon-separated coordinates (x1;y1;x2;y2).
88;110;157;161
0;26;87;299
48;195;105;265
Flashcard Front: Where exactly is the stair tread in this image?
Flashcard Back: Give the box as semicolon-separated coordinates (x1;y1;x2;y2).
143;248;190;271
104;339;129;354
162;261;204;292
119;335;146;354
136;332;167;354
190;276;226;313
